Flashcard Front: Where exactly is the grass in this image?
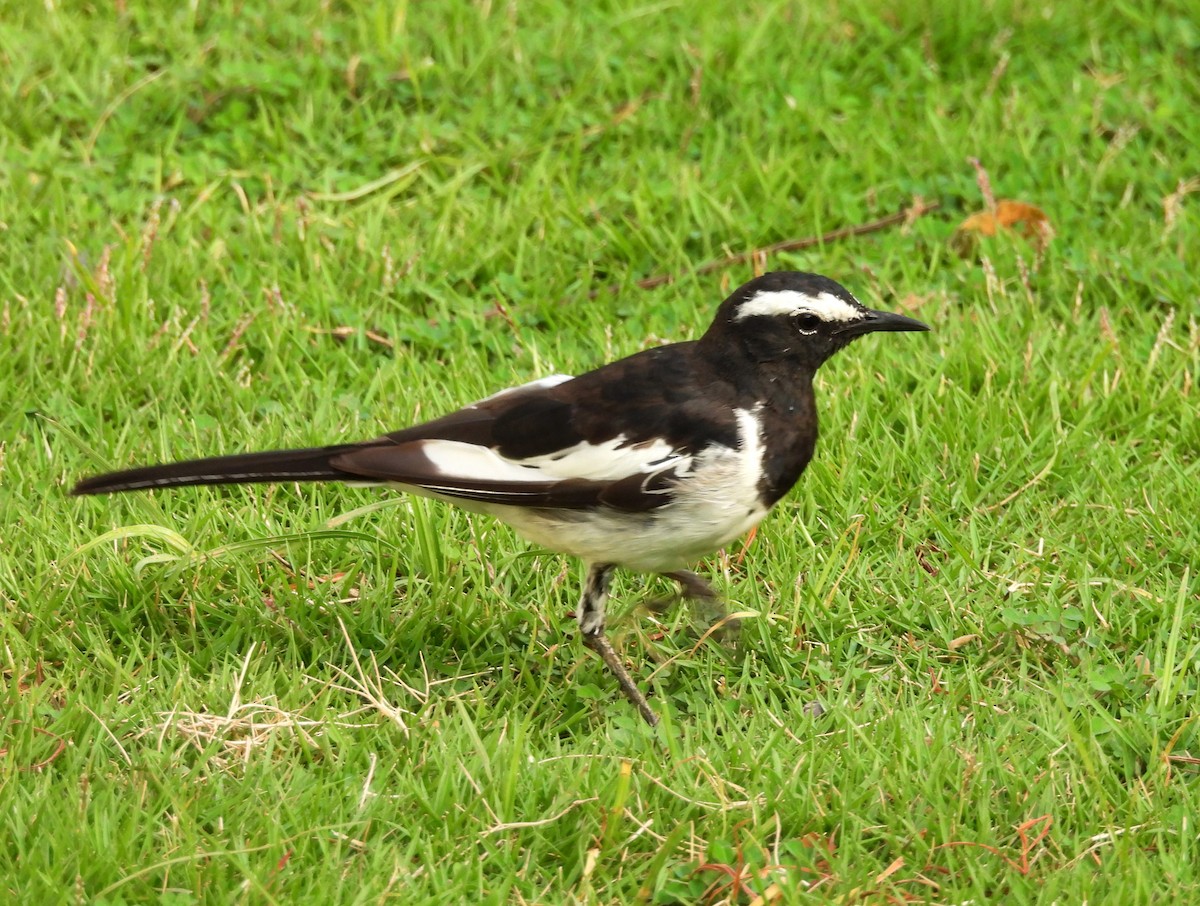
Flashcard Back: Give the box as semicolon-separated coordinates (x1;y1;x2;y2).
2;0;1198;901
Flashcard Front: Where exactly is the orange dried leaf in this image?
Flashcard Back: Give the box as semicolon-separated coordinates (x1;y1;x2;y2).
954;199;1054;257
959;210;1001;236
958;199;1053;241
995;200;1053;240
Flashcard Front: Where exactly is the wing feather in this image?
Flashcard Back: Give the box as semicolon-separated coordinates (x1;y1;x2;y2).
331;372;692;512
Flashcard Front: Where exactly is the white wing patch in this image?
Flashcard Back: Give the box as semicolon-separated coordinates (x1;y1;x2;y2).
420;434;690;486
389;372;697;502
490;406;770;572
735;289;863;323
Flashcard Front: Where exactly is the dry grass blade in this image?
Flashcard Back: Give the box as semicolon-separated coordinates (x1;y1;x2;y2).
482;798;599;835
321;617;497;733
152;703;327;768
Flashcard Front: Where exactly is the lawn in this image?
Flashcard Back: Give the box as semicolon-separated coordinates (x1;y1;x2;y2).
2;0;1198;902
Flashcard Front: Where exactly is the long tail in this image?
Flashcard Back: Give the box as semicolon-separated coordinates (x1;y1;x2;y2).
72;444;365;495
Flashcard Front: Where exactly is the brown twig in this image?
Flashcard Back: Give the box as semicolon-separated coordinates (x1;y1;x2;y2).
589;198;940;298
935;815;1053;876
1;723;69;772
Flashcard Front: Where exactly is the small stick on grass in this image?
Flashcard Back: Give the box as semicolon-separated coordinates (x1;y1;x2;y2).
589;198;940;298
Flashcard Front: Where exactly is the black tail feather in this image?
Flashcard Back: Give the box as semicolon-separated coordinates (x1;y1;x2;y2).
72;444;364;495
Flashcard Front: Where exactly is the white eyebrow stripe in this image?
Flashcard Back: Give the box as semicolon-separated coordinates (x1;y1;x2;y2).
734;289;863;323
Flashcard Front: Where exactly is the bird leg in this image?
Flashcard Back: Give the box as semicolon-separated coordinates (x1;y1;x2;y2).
663;569;718;600
651;569;739;640
578;563;659;727
645;568;716;614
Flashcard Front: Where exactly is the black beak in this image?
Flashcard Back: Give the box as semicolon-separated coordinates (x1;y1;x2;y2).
837;308;930;339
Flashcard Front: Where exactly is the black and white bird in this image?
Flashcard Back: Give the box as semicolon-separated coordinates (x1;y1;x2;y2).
74;271;928;725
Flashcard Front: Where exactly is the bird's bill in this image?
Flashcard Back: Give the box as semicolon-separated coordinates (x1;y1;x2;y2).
837;308;930;338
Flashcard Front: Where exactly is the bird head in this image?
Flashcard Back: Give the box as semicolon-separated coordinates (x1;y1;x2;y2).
704;271;929;368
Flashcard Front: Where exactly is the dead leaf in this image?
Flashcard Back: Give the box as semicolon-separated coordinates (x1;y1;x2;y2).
954;200;1054;255
874;856;906;884
961;200;1053;239
746;883;784;906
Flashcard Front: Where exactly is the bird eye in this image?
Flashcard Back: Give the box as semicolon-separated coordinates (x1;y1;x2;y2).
794;313;822;331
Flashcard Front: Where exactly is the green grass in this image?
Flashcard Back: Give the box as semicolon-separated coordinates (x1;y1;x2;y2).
2;0;1198;901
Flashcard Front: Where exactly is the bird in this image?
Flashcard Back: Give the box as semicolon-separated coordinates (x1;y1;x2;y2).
73;271;929;726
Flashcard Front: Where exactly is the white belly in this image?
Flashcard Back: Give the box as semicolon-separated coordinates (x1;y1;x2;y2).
479;415;769;572
496;494;768;572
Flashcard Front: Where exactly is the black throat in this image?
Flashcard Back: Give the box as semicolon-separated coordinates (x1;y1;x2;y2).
751;361;819;506
696;335;820;507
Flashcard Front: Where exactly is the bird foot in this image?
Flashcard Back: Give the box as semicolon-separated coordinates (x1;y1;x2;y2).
581;630;659;727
